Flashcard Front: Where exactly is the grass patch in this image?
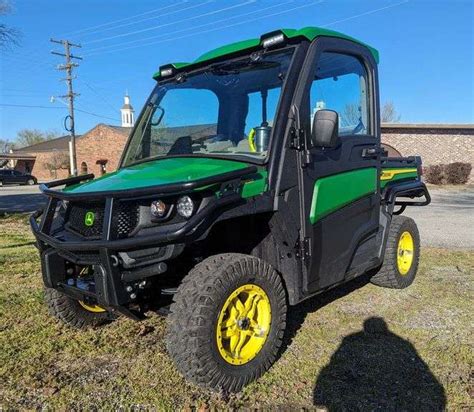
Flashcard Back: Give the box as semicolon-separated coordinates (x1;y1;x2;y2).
0;215;472;409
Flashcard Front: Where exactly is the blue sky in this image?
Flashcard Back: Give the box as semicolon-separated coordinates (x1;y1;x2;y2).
1;0;473;140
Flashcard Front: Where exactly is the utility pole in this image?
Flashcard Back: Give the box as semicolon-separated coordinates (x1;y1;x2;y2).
50;39;82;176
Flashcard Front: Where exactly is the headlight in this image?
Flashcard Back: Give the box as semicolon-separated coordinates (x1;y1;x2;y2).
150;200;167;218
177;196;194;218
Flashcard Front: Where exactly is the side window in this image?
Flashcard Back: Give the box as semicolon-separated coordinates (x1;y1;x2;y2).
310;52;370;136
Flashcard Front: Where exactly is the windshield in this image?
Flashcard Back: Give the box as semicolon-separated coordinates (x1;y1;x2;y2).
121;47;295;167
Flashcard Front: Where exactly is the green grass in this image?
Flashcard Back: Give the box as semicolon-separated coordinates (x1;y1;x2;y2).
0;214;472;410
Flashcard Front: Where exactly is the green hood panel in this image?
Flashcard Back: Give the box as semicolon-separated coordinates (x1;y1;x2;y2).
64;157;252;195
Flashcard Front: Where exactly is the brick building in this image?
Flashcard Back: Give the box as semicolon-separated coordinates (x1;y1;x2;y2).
6;95;136;181
5;121;474;182
10;124;131;181
381;124;474;167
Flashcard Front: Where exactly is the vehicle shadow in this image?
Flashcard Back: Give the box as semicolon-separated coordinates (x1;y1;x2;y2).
312;317;446;411
281;274;372;353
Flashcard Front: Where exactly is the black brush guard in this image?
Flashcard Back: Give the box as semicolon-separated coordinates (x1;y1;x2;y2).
30;166;256;318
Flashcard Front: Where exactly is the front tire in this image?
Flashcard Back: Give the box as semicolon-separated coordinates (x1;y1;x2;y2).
371;215;420;289
166;253;287;392
44;288;114;329
27;178;35;185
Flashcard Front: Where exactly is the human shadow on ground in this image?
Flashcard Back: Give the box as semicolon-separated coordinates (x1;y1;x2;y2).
312;317;446;411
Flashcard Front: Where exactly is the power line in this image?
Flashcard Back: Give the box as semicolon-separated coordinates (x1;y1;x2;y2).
322;0;409;27
59;1;188;37
0;103;64;109
75;1;207;39
77;79;119;115
84;0;254;45
84;0;408;59
52;96;121;123
1;88;52;94
0;102;118;123
74;107;120;123
84;0;294;55
85;0;324;57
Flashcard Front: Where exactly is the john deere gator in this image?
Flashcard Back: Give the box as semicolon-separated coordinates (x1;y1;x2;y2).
31;27;430;392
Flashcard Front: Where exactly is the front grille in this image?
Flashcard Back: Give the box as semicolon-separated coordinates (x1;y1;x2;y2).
113;201;140;238
58;249;101;265
66;202;105;238
65;201;140;239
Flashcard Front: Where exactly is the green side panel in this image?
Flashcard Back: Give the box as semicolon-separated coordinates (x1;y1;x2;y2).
241;170;268;198
63;157;250;194
310;168;377;224
153;26;379;79
380;168;418;188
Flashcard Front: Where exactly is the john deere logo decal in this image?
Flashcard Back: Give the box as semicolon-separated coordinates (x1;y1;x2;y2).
84;211;95;227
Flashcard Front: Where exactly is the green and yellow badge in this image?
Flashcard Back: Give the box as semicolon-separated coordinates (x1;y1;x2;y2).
84;211;95;227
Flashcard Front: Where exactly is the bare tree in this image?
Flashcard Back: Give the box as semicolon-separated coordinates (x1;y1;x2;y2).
340;103;361;127
0;138;15;153
0;0;20;49
16;129;60;148
43;151;69;179
381;101;401;123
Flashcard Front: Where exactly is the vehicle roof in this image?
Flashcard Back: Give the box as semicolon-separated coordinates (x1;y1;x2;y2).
153;27;379;80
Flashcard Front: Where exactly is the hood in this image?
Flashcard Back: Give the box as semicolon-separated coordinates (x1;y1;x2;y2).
64;157;251;194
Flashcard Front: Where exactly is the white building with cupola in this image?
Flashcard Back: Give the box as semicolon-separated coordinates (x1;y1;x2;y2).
120;94;135;127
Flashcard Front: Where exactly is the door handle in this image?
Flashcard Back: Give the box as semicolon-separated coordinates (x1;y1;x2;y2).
362;147;385;159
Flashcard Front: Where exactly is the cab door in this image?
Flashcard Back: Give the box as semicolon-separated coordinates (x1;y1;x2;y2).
294;38;382;293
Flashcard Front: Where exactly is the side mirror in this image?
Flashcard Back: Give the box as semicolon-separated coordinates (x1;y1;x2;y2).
312;109;339;148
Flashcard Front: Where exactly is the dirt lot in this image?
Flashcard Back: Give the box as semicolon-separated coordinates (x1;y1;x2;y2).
0;215;472;410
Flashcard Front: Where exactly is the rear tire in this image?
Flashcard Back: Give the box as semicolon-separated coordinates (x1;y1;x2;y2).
166;253;287;392
371;215;420;289
44;288;114;329
27;178;35;185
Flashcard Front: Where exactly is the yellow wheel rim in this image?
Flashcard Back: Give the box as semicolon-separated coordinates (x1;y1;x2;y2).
397;231;414;275
216;284;271;365
78;300;106;313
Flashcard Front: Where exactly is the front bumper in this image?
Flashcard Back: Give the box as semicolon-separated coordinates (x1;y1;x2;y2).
31;169;254;317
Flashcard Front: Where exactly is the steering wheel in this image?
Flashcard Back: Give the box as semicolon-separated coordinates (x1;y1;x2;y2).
248;128;257;152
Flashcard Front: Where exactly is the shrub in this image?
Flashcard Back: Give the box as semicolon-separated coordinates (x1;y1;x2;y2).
444;162;472;185
424;163;472;185
424;164;444;185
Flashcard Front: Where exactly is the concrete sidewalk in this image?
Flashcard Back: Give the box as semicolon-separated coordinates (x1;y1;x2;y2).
404;185;474;249
0;185;46;213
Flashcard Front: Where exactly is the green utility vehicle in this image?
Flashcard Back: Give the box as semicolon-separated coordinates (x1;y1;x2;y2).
31;27;430;392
